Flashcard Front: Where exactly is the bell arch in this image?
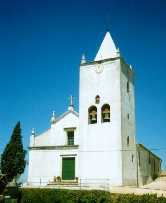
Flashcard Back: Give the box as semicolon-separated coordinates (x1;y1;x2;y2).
88;105;97;124
101;104;110;123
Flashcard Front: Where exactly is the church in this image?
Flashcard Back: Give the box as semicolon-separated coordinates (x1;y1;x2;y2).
27;32;161;189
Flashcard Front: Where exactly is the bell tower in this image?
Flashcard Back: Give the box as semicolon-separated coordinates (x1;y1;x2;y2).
79;32;137;187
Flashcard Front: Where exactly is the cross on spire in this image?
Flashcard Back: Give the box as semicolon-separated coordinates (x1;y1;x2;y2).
70;95;73;106
68;95;74;111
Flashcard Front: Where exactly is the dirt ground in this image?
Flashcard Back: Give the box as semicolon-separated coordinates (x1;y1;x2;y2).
111;177;166;197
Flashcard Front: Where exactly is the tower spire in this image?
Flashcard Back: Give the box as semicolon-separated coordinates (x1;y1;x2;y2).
94;32;117;61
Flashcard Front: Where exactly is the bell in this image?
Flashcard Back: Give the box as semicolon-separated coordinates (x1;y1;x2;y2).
104;113;109;120
91;116;97;121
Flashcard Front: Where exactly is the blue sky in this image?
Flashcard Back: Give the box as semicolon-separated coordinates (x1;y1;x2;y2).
0;0;166;179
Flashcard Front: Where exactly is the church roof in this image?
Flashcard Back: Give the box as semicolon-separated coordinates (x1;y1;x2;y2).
94;32;117;61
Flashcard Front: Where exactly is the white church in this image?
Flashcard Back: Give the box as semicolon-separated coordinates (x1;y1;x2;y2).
27;32;161;189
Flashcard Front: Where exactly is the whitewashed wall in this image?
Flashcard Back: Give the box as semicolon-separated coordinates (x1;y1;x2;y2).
79;58;123;187
28;111;79;186
28;149;79;186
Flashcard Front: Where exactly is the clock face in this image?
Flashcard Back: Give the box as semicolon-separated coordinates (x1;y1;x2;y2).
95;63;104;74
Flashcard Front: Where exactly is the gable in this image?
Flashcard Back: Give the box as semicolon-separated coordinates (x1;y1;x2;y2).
31;110;79;147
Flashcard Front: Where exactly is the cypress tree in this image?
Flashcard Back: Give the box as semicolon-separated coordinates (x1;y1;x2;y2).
1;121;26;184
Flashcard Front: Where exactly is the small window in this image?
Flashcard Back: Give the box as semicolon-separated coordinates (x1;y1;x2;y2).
127;136;130;146
132;154;134;163
95;95;100;104
127;81;130;93
88;106;97;124
138;151;141;166
148;152;151;164
101;104;110;122
127;113;130;120
67;131;74;145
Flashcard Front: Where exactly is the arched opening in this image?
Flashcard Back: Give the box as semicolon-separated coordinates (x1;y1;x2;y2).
88;106;97;124
101;104;110;122
95;95;100;104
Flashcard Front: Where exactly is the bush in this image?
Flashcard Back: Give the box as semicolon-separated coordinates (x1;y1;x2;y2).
4;186;19;199
0;175;8;195
115;194;166;203
19;189;111;203
19;188;166;203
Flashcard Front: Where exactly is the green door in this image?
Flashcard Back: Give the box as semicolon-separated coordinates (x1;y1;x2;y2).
62;157;75;180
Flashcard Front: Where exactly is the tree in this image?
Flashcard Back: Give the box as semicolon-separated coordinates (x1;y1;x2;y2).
1;121;26;184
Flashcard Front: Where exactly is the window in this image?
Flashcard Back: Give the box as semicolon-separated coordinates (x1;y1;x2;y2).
88;106;97;124
127;136;130;146
127;81;130;93
138;151;141;166
132;154;134;163
67;131;74;145
95;95;100;104
148;152;151;164
101;104;110;122
127;113;130;120
154;159;155;172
